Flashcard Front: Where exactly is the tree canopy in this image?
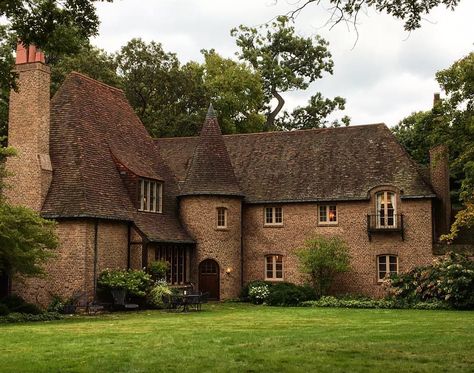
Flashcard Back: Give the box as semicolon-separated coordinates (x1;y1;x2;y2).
232;16;346;130
286;0;461;31
393;52;474;241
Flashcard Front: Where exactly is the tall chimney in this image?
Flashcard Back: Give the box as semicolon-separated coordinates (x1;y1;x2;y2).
433;93;441;108
429;144;451;238
4;43;52;211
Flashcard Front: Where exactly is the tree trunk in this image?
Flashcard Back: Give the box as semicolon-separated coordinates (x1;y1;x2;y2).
265;89;285;131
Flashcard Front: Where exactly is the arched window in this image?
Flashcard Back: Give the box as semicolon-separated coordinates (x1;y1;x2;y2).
265;255;283;280
376;191;396;228
377;255;398;282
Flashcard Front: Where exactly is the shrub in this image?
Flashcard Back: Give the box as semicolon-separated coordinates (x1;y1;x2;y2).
0;294;43;314
97;269;152;297
296;235;351;297
0;303;9;316
0;312;62;324
266;282;317;306
147;280;172;309
248;282;271;304
47;295;65;313
147;260;169;281
240;280;271;301
386;252;474;309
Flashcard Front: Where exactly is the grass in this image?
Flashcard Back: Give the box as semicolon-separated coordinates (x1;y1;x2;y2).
1;303;473;373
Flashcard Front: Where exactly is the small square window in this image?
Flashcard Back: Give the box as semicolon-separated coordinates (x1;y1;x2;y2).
265;255;284;281
318;205;337;224
264;207;283;226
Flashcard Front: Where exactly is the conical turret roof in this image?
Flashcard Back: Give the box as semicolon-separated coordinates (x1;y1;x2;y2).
179;105;243;197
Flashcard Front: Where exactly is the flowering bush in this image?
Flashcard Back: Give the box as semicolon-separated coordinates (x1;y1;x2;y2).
97;269;152;297
248;283;270;304
386;252;474;309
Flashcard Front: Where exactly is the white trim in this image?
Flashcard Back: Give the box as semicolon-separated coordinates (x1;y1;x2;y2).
264;254;284;281
318;204;338;225
377;255;398;282
264;206;283;226
216;207;227;228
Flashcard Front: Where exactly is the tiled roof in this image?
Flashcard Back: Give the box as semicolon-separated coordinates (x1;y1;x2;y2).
156;124;435;203
42;72;193;243
179;105;243;197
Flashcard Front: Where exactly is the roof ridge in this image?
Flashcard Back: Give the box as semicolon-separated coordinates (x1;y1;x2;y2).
69;71;125;95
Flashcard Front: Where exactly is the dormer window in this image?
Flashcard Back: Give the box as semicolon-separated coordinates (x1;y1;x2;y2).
376;191;396;228
139;179;162;213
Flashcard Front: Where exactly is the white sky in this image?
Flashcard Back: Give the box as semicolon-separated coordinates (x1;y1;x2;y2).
93;0;474;127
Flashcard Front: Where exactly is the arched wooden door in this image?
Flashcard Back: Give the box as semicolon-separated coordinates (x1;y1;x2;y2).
199;259;220;300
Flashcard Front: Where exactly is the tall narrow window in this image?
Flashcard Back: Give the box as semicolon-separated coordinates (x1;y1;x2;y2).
376;191;396;228
139;179;162;212
377;255;398;282
264;207;283;225
265;255;283;280
319;205;337;224
217;207;227;228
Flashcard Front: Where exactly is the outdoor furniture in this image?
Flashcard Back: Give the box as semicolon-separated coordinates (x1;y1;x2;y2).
163;292;206;312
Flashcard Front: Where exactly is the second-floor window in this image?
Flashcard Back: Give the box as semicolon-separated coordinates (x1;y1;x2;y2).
217;207;227;228
376;191;396;227
319;205;337;224
139;179;162;212
265;207;283;225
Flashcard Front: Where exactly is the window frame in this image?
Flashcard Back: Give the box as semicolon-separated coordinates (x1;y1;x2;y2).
138;179;163;213
264;206;283;226
377;254;398;282
265;254;284;281
318;204;338;225
375;191;397;228
216;207;228;229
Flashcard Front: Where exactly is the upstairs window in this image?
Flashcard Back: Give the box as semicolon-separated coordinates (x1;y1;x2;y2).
376;191;396;228
319;205;337;224
265;207;283;226
139;179;162;213
265;255;283;280
217;207;227;228
377;255;398;282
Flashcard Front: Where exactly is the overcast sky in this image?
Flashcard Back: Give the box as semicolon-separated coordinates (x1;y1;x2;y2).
93;0;474;127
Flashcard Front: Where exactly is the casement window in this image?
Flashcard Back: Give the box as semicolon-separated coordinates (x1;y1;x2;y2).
217;207;227;228
264;207;283;226
265;255;283;281
376;191;396;228
155;246;190;285
138;179;162;212
319;205;337;224
377;255;398;282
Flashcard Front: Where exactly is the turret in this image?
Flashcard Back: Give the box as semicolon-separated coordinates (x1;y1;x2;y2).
179;105;243;300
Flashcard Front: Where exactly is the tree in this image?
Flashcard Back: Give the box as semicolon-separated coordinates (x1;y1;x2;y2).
286;0;461;31
296;235;351;296
116;39;266;137
392;52;474;241
0;145;58;278
232;16;344;130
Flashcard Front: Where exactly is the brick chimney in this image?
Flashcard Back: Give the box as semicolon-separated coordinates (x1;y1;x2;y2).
429;144;451;238
5;43;52;211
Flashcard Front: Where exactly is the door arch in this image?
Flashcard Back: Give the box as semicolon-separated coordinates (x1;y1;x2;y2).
199;259;220;300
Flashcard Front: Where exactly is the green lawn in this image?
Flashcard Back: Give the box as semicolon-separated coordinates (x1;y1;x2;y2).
1;303;473;373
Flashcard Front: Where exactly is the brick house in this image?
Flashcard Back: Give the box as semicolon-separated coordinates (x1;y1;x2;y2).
2;45;451;304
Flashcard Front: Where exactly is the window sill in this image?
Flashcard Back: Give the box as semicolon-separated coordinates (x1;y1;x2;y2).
265;278;284;282
263;224;284;228
138;210;163;214
317;222;338;227
215;227;229;231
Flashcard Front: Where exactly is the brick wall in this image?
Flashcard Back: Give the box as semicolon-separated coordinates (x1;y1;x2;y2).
243;198;434;297
180;196;242;299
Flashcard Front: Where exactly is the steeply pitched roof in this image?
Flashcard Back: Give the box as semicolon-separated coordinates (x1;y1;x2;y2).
155;124;435;203
42;72;192;243
179;105;243;197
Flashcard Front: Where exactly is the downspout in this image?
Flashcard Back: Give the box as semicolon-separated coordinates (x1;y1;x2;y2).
93;220;99;300
127;223;132;269
240;201;244;289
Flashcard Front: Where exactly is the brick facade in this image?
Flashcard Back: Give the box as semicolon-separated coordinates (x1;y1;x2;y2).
180;196;242;299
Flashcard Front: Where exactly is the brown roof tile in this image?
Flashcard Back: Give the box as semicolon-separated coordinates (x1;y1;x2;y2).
156;124;435;203
179;105;243;197
42;72;193;243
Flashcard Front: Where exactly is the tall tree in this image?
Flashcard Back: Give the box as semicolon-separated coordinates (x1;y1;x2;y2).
232;16;344;130
393;52;474;241
286;0;461;31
